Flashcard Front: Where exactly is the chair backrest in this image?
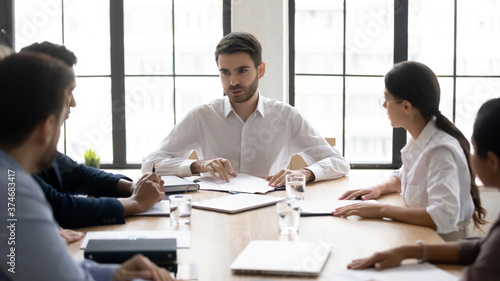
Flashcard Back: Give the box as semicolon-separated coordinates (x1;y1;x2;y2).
189;151;199;160
288;138;336;170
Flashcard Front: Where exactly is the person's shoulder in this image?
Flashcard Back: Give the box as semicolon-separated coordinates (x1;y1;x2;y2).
55;151;77;165
262;96;297;113
189;97;225;115
429;129;461;151
425;131;466;163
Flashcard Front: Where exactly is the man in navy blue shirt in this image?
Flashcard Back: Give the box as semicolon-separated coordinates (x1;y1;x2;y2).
0;51;172;281
22;42;164;229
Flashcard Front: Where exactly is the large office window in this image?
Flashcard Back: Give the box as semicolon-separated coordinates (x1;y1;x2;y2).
15;0;113;162
409;0;500;148
13;0;224;167
294;0;394;165
292;0;500;168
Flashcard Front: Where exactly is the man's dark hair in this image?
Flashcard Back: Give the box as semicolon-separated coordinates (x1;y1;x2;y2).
214;32;262;68
21;41;77;67
0;52;74;148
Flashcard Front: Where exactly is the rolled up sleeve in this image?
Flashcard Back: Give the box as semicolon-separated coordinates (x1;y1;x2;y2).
425;148;461;234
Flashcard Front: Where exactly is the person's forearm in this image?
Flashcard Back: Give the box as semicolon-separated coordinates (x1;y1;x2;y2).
427;243;461;263
190;161;202;174
381;205;437;230
376;176;401;195
118;198;140;216
302;169;315;182
116;179;134;197
396;243;461;264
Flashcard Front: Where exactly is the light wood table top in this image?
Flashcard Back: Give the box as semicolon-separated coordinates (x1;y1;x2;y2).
68;170;464;280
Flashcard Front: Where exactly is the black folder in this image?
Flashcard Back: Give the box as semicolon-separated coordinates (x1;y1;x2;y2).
84;238;177;264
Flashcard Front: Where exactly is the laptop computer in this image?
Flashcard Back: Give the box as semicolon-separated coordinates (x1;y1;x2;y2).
162;176;199;193
192;193;284;214
231;240;331;276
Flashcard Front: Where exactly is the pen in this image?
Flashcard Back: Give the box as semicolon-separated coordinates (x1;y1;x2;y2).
152;162;156;173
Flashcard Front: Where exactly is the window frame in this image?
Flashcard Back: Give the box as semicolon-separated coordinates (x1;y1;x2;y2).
2;0;230;169
290;0;414;169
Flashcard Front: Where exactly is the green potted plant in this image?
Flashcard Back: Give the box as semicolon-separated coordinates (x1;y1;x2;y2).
84;148;100;168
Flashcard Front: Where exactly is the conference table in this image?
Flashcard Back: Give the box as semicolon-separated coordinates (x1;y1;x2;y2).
67;170;464;280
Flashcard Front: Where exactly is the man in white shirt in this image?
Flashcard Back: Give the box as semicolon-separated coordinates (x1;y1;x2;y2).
142;32;349;187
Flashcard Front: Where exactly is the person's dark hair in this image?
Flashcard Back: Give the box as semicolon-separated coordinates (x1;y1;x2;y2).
20;41;77;67
385;61;486;228
214;32;262;68
0;52;74;148
473;98;500;159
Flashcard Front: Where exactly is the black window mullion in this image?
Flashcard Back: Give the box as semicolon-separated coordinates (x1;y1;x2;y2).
452;0;458;123
342;0;346;157
223;0;231;36
288;0;295;106
109;0;127;167
0;0;14;48
172;0;177;125
392;0;409;168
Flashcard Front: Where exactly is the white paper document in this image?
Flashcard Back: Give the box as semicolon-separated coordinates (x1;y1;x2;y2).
80;230;191;249
297;200;378;215
132;200;170;216
197;173;280;194
322;263;459;281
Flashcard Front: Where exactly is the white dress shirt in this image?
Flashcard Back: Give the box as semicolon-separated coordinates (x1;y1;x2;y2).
142;93;349;181
391;118;474;234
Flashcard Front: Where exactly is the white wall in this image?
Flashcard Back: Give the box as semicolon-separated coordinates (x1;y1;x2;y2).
231;0;288;102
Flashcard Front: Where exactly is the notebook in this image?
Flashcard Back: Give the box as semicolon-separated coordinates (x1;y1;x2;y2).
192;193;284;214
231;240;331;276
132;200;170;216
84;238;176;264
162;176;199;193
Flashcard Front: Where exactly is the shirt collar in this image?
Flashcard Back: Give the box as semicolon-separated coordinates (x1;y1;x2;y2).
402;117;438;156
223;91;264;118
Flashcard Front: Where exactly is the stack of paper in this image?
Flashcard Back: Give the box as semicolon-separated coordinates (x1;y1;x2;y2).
197;173;281;194
321;263;459;281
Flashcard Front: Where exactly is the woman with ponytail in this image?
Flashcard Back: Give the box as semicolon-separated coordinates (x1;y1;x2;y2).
343;98;500;281
335;61;485;241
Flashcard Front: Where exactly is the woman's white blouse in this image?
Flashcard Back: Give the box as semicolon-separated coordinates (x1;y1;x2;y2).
392;118;474;234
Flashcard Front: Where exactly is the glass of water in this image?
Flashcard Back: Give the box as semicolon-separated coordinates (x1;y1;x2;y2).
285;174;306;200
277;199;300;235
169;194;192;225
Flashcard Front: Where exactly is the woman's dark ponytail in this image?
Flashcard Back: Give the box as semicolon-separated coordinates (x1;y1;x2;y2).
386;61;486;228
435;112;486;228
